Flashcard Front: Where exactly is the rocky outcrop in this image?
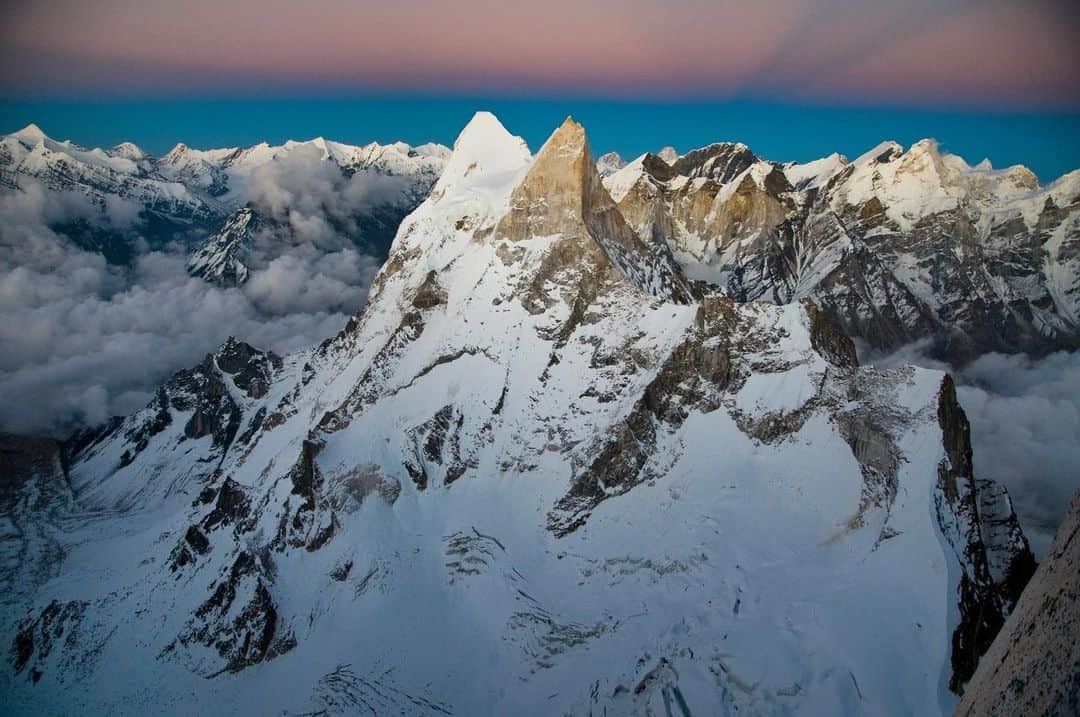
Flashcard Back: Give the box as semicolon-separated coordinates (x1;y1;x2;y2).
954;488;1080;717
214;337;281;399
935;376;1037;692
186;206;261;285
670;142;757;183
803;299;858;369
496;117;692;307
548;296;733;535
10;599;89;683
170;550;288;675
83;337;283;478
605;140;1080;363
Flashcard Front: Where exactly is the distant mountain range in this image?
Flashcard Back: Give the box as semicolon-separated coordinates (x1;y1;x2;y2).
603;137;1080;363
0;122;449;271
4;120;1077;364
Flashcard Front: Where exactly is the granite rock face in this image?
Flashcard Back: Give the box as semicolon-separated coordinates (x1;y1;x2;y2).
954;488;1080;717
606;139;1080;363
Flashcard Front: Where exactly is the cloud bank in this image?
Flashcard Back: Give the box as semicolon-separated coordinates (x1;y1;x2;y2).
0;170;385;436
866;343;1080;558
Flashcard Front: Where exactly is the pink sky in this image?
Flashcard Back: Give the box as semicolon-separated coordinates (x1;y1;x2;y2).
3;0;1078;107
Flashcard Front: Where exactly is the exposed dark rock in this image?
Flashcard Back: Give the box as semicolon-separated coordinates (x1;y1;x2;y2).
406;405;470;488
671;142;757;183
411;270;447;310
235;406;266;447
291;439;323;513
185;525;210;554
337;464;403;508
803;299;859;369
934;375;1037;693
10;599;88;680
329;560;353;582
169;525;212;572
175;550;287;674
269;439;338;552
118;388;173;467
763;165;794;196
955;488;1080;716
548;297;732;535
201;478;251;532
640;153;676;182
172;355;243;451
835;410;900;536
215;337;281;399
404;460;428;491
318;307;428;433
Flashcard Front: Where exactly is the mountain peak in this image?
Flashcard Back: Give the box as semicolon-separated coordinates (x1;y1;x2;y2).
596;151;625;177
429;111;531;203
542;115;588;155
670;142;757;182
451;112;528;168
909;138;940;154
657;146;678;164
162;142;190;162
111;141;146;160
1005;164;1039;189
453;111;519;154
496;115;692;303
519;115;596;195
855;140;904;165
12;123;47;144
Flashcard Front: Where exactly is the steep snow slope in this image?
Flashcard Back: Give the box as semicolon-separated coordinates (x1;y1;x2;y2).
2;114;1034;716
607;139;1080;362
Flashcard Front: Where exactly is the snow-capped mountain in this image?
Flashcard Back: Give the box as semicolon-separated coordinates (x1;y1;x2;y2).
186;207;262;285
6;120;1078;365
606;139;1080;363
596;151;626;177
2;113;1035;715
0;123;450;271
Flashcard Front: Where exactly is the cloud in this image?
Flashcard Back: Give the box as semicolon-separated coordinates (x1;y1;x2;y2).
864;341;1080;558
243;248;379;316
102;193;143;228
954;352;1080;557
0;174;385;436
243;144;411;243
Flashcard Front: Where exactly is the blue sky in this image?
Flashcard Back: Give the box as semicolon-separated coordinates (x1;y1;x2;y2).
3;96;1079;182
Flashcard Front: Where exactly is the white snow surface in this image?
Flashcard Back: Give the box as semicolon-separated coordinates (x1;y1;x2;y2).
0;114;1032;716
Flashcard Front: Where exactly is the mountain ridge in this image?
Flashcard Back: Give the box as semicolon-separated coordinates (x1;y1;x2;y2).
606;132;1080;363
0;123;451;267
0;112;1037;716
